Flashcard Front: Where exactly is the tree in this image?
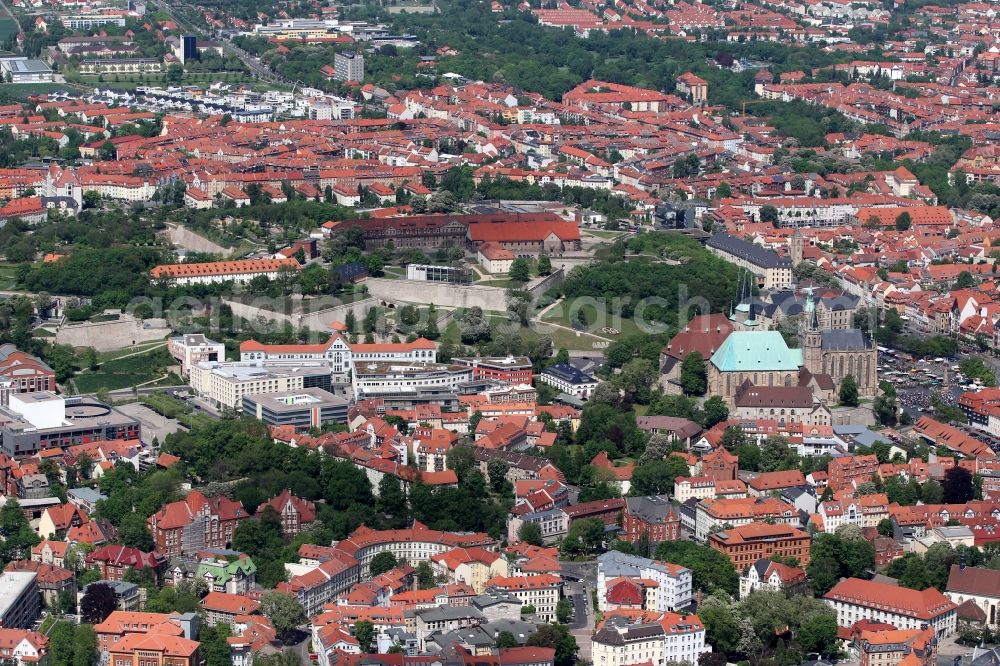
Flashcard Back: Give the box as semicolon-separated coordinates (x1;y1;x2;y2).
702;396;729;428
354;620;374;653
654;541;738;595
680;351;707;396
497;631;519;648
943;467;975;504
72;625;97;666
556;598;573;624
640;434;672;463
80;582;118;624
955;271;977;290
630;456;690;496
509;258;531;282
376;476;408;528
921;480;944;504
369;551;398;577
201;625;233;666
798;612;839;656
839;374;859;406
526;623;578;666
760;205;778;224
537;255;552;275
118;513;153;551
487;458;509;492
416;561;435;589
895;211;912;231
518;521;544;546
877;518;894;537
615;358;657;404
260;591;307;637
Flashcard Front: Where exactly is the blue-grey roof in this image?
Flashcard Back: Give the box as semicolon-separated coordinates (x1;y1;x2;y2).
542;363;596;385
820;329;871;351
707;234;791;269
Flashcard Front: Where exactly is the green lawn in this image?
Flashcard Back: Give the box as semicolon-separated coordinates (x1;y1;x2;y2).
0;263;17;289
0;17;18;41
75;346;175;393
96;341;166;364
539;304;646;340
0;83;74;100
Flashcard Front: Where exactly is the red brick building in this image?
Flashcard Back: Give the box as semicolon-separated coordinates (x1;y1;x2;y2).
258;489;316;537
86;545;167;583
708;522;811;569
701;447;738;482
621;496;681;544
0;345;56;395
564;498;625;528
828;454;879;492
452;356;533;384
147;491;248;556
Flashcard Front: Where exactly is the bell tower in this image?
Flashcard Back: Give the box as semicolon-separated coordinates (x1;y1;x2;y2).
803;287;823;375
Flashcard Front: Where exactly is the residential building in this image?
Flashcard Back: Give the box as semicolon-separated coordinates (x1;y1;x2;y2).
196;555;257;595
824;578;957;636
0;629;47;666
85;545;167;583
199;592;260;627
592;611;710;666
708;522;811;569
855;627;937;666
738;559;808;599
334;51;364;82
596;551;693;612
828;454;880;491
431;548;508;594
485;574;562;622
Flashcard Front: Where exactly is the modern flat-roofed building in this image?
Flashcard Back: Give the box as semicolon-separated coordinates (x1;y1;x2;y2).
352;362;474;401
0;572;40;629
334;51;364;82
0;393;140;457
189;362;332;410
0;58;53;83
242;388;349;429
168;334;225;376
452;356;533;384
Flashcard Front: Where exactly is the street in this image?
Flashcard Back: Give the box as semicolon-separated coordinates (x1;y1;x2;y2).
561;561;597;662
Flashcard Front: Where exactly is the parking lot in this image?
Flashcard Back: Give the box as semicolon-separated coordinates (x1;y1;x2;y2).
115;402;184;446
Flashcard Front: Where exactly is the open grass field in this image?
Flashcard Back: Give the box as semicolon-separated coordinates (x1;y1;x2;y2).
74;345;175;393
